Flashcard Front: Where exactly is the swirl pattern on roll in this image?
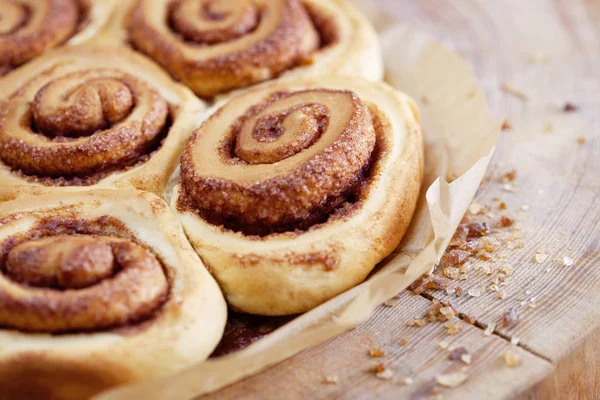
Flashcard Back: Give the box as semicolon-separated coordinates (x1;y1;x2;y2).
0;189;227;397
173;77;423;316
0;68;168;181
0;0;82;72
128;0;320;97
180;89;376;233
0;234;168;333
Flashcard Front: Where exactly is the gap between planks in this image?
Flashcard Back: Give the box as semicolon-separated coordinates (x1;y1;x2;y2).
415;291;554;364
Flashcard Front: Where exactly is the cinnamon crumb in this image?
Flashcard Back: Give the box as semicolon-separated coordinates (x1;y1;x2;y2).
440;306;457;320
562;103;578;112
502;307;519;327
376;369;394;380
502;350;522;367
467;222;491;237
498;267;512;278
424;277;449;291
448;347;469;361
482;237;501;252
383;296;400;307
499;169;517;183
507;241;524;249
371;363;386;373
499;216;514;227
469;202;483;215
371;363;393;380
562;256;574;267
443;267;459;279
529;299;537;309
501;120;512;131
444;319;463;335
436;371;469;388
501;82;528;101
399;376;414;385
369;348;384;358
412;285;425;295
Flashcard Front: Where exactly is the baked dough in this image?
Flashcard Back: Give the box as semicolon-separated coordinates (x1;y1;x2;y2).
0;188;227;400
172;76;424;315
122;0;382;98
0;0;116;75
0;43;205;196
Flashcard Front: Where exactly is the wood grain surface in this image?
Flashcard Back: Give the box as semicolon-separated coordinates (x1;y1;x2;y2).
202;1;600;398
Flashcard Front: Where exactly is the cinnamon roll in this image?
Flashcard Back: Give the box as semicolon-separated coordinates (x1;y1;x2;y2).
172;76;424;315
124;0;382;98
0;189;226;400
0;43;204;195
0;0;115;75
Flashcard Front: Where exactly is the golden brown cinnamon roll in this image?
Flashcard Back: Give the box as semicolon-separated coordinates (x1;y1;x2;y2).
0;0;115;75
0;44;204;195
172;76;423;315
0;188;226;400
124;0;382;98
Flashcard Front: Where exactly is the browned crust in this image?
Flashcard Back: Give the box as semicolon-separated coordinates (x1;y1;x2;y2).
232;120;422;314
0;190;228;399
232;247;341;271
244;106;422;314
128;0;320;97
173;77;424;315
0;0;80;70
0;223;169;333
0;70;168;178
179;89;375;230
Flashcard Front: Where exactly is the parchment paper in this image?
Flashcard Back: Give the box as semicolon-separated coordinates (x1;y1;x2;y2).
95;3;501;399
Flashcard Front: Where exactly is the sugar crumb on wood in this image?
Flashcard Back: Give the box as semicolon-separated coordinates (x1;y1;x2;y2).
501;81;528;101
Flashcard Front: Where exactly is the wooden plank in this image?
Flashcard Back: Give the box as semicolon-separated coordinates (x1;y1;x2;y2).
204;294;552;400
520;329;600;399
405;0;600;363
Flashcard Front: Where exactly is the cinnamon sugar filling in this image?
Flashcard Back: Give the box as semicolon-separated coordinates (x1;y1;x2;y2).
179;90;390;237
0;215;170;333
0;69;173;186
128;0;340;97
0;0;92;73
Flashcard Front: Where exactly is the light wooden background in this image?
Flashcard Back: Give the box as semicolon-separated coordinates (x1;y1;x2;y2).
203;1;600;398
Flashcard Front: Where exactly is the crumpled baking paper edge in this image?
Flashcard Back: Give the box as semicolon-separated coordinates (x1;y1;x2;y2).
95;4;501;400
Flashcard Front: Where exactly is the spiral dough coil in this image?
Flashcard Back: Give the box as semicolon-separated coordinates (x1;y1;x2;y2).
173;76;424;315
0;0;115;74
125;0;382;97
0;188;226;400
0;44;205;193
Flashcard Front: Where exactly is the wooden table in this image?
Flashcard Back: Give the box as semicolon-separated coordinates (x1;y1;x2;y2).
204;1;600;398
